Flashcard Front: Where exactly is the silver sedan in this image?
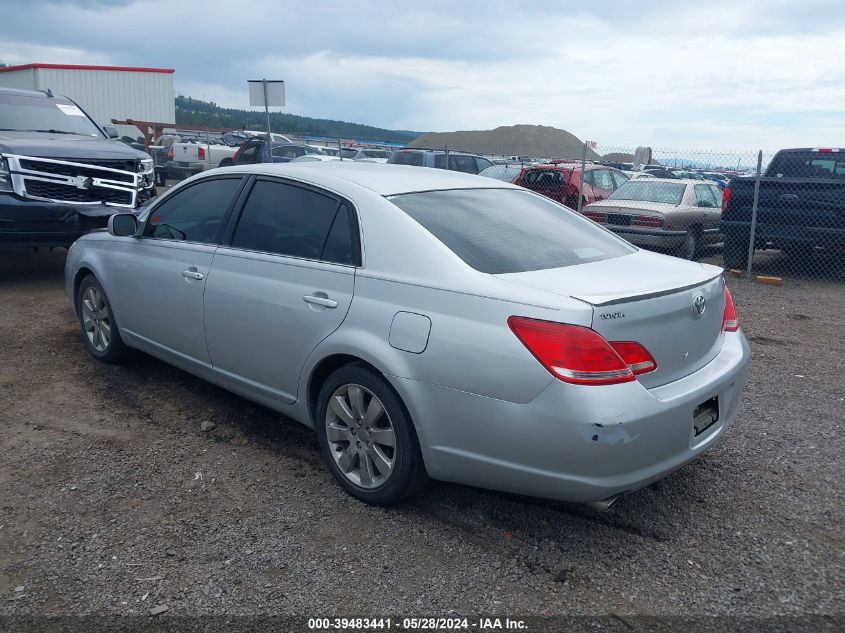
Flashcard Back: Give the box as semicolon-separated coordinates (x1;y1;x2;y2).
65;163;750;507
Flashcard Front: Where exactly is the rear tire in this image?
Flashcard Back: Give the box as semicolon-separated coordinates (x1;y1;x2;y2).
723;235;749;270
77;275;127;363
675;227;700;260
316;363;428;505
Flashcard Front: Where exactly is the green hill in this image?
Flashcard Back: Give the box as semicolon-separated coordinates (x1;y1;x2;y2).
175;96;418;144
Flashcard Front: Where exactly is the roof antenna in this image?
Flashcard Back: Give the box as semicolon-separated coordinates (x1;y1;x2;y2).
43;88;53;98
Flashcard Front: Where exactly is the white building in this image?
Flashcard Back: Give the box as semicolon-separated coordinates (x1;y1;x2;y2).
0;63;175;139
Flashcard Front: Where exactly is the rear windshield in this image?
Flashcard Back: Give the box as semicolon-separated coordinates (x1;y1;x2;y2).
388;188;634;274
765;151;845;179
388;151;424;166
608;181;686;204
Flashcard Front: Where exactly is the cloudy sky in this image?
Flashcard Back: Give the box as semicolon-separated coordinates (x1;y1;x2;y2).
2;0;844;150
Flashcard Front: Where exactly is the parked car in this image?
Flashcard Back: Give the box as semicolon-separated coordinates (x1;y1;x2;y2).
168;137;240;177
515;162;629;208
584;179;724;259
721;147;845;268
643;166;681;179
292;154;341;162
227;139;320;166
0;86;155;248
242;130;293;143
388;149;493;174
335;147;388;162
65;162;749;507
478;164;525;183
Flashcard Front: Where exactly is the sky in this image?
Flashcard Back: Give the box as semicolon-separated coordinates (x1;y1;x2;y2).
1;0;844;151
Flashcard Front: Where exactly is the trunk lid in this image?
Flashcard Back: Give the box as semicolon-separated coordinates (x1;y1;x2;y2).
495;250;725;388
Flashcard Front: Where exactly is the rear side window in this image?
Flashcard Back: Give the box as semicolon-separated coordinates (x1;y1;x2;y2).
389;188;634;274
146;177;241;243
766;151;845;178
389;151;424;166
435;154;478;173
231;180;357;264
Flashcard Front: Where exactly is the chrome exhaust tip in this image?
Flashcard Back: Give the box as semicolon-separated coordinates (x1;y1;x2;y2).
585;494;622;512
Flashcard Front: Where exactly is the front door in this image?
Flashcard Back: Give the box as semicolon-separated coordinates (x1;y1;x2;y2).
204;178;359;405
112;176;244;375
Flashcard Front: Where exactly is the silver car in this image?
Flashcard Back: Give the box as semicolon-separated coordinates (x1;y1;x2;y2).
583;179;724;259
65;163;750;507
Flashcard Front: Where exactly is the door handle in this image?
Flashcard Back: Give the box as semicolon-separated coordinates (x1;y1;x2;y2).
303;294;338;308
181;269;204;280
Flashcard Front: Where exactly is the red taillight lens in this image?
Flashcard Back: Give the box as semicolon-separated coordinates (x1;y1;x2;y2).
722;286;739;332
609;341;657;375
583;210;606;223
721;186;732;212
508;317;638;385
167;148;174;161
197;146;206;161
633;215;663;228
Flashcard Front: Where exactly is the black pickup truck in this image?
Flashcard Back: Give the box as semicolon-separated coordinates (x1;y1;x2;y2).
721;147;845;268
0;87;156;248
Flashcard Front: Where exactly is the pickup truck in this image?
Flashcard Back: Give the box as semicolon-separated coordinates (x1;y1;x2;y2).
167;137;240;178
721;147;845;268
0;86;155;248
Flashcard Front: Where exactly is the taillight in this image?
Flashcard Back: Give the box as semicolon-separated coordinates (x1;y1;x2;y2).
721;186;732;212
508;317;657;386
609;342;657;375
633;215;663;228
722;286;739;332
583;210;606;223
167;147;174;161
197;146;206;161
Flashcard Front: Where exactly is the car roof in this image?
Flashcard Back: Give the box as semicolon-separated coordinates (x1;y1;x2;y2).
214;161;515;196
0;86;69;100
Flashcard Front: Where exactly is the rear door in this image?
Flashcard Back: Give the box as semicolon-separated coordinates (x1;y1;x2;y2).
591;169;617;202
204;177;359;405
112;175;245;375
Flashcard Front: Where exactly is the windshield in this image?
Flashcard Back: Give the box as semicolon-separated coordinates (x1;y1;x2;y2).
608;181;686;204
0;93;103;137
389;188;634;274
479;165;523;182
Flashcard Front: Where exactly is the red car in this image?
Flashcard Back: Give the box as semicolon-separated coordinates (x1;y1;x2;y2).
515;162;630;209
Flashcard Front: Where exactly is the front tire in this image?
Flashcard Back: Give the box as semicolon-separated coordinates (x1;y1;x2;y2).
316;363;428;505
77;275;127;363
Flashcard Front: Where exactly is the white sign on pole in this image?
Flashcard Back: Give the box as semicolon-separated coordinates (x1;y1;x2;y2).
248;80;285;107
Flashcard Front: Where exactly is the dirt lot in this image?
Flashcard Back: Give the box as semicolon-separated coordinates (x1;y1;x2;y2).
0;248;843;629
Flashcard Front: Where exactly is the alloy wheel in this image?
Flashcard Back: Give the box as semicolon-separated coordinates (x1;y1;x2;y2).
81;286;112;352
325;383;396;489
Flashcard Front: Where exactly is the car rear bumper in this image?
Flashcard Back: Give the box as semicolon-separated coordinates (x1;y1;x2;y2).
391;331;750;503
0;193;117;248
722;220;845;249
606;226;688;249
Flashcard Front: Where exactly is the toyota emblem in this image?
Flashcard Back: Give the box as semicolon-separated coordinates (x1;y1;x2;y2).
692;294;706;318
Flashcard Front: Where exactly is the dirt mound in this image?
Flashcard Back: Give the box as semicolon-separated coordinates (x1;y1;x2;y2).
408;124;600;160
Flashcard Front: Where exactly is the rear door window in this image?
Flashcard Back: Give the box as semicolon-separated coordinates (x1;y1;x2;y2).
389;188;634;274
694;184;718;207
231;180;359;264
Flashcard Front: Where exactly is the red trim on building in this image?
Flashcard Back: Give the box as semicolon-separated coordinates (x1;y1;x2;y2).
0;63;175;74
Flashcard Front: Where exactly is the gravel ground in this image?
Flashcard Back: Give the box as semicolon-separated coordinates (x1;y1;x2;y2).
0;248;842;629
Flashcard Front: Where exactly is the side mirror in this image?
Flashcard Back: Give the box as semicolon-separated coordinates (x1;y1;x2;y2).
103;125;119;139
108;213;139;237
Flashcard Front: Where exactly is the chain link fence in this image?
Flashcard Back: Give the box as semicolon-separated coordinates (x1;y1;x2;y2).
467;144;844;282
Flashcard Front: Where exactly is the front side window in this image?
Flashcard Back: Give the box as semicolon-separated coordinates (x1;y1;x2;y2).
231;180;357;263
389;188;634;274
145;177;242;243
389;151;425;166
